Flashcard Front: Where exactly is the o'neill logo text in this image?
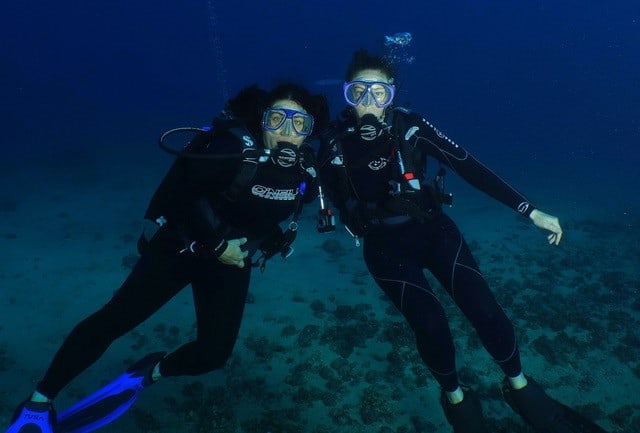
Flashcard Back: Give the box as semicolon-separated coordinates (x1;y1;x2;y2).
252;185;297;200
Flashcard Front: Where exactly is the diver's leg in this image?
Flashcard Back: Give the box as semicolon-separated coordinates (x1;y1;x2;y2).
363;227;460;391
6;244;191;433
36;250;191;399
427;214;522;378
363;225;489;432
159;259;251;377
428;215;609;432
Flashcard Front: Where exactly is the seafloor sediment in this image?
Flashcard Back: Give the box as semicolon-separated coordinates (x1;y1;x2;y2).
0;154;637;432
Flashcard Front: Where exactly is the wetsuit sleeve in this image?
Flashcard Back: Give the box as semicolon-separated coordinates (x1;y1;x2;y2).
317;134;344;206
300;144;319;204
145;131;241;253
411;115;535;217
317;132;366;233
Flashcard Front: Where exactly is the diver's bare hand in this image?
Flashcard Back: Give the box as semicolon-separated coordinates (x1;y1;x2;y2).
218;237;249;268
529;209;563;245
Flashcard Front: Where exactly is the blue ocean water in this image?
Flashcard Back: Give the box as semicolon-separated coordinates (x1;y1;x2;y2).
1;1;638;432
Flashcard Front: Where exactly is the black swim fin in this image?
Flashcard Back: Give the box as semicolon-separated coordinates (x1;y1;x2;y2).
502;378;609;433
56;352;166;433
554;402;610;433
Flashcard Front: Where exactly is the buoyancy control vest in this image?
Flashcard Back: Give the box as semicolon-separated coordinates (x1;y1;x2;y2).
143;115;320;268
323;107;453;233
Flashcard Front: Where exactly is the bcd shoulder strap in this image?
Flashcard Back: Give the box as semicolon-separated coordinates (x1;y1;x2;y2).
389;107;453;207
389;107;424;193
212;117;263;202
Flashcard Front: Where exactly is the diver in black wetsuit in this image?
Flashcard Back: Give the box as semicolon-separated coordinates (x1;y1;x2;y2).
6;83;329;433
319;50;607;433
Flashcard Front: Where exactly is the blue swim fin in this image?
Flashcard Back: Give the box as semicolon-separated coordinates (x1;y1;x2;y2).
56;352;166;433
4;400;56;433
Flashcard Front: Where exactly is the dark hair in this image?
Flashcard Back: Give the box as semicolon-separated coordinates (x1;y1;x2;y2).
225;83;329;139
345;49;395;82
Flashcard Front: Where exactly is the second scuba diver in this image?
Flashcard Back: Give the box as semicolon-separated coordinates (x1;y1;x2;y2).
318;49;607;433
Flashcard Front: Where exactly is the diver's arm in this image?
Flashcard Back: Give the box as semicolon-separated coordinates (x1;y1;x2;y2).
146;133;242;257
318;136;368;234
317;131;353;208
413;117;563;244
300;144;320;204
412;117;535;217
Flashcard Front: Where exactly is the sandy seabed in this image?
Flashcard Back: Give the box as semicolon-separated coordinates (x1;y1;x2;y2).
1;150;638;433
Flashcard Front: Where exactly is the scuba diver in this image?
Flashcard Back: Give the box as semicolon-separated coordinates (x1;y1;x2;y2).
318;49;608;433
5;82;329;433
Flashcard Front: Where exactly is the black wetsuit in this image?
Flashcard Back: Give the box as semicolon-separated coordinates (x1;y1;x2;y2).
319;109;534;392
37;122;318;399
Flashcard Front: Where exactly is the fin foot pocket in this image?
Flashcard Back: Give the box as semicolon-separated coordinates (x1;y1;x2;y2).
440;388;489;433
5;401;56;433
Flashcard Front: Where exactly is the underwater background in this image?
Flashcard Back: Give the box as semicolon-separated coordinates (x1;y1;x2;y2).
1;1;638;432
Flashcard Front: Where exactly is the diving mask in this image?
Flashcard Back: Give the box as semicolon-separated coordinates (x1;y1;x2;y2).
262;108;314;136
343;80;395;108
